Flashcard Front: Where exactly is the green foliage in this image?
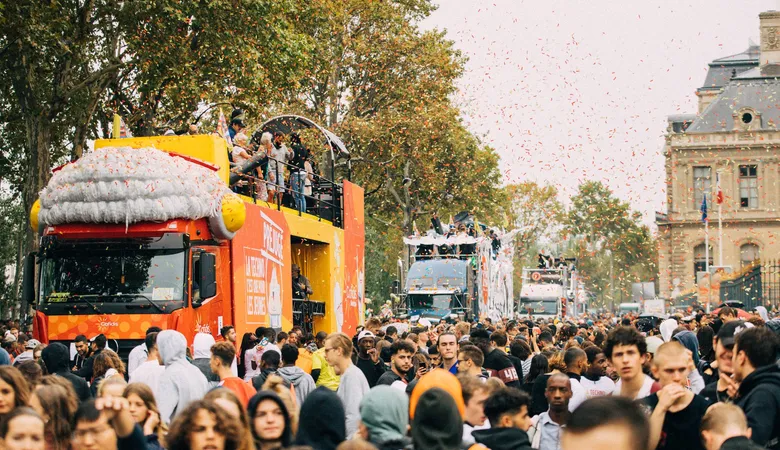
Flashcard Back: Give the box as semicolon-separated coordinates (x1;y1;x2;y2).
564;181;657;307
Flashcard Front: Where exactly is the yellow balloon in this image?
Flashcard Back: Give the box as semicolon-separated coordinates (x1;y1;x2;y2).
29;199;41;230
221;194;246;233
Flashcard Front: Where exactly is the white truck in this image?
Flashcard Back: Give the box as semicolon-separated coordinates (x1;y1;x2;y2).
518;267;571;319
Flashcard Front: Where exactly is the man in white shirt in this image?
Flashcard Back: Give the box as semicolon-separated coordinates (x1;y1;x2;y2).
127;326;161;375
606;326;658;399
128;331;165;398
580;346;615;398
562;348;587;411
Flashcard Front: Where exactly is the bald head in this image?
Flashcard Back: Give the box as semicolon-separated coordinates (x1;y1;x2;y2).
701;404;751;450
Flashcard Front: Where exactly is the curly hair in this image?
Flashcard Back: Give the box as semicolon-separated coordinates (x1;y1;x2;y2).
92;349;126;379
203;388;254;450
166;400;243;450
604;326;647;359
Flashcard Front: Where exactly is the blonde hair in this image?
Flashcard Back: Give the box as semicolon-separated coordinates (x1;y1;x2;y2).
701;403;748;433
263;374;299;434
234;133;249;147
260;132;273;146
653;341;687;367
326;332;353;357
97;376;127;397
123;383;168;444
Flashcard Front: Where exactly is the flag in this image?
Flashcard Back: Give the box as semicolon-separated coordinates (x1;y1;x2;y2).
701;194;708;223
215;110;232;145
716;172;723;204
119;117;132;138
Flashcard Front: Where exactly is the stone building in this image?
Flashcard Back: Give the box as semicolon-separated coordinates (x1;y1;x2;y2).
657;11;780;301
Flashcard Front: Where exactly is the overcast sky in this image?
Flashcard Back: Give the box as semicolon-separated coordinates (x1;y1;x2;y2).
422;1;778;228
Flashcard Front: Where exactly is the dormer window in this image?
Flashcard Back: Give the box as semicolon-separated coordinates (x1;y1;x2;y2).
734;107;761;131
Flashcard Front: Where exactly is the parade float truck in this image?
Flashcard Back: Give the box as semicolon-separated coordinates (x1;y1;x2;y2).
23;116;365;356
396;217;518;324
518;262;576;320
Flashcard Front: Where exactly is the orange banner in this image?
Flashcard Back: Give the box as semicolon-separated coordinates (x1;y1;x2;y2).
47;314;169;340
231;204;293;336
342;181;365;336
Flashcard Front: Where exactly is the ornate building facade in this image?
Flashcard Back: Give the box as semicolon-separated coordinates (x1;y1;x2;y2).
657;11;780;300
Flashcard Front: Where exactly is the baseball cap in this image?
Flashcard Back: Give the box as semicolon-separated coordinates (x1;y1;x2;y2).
357;330;375;342
2;335;15;344
717;320;754;347
25;339;40;349
646;336;664;355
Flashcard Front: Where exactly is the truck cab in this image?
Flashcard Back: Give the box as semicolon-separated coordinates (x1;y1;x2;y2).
518;268;566;319
401;259;473;324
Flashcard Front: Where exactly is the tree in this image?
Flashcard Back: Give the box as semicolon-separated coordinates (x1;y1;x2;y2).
564;181;657;308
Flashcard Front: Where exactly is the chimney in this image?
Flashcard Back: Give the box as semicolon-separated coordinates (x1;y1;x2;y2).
760;11;780;66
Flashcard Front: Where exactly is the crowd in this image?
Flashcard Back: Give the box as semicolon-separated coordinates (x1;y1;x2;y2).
0;305;776;449
226;110;316;214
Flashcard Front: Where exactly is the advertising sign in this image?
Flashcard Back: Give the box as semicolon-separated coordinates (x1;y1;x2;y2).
342;181;365;336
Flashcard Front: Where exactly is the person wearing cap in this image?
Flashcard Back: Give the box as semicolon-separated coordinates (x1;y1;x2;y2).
228;117;245;141
12;338;40;367
699;320;750;405
355;330;385;388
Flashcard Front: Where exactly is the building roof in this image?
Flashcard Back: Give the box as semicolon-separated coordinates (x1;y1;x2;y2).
699;45;759;91
686;78;780;133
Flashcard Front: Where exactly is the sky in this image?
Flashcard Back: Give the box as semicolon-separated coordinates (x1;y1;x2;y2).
421;0;778;228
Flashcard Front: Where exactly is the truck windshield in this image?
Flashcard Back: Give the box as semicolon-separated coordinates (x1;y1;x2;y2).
519;299;558;314
40;247;186;305
409;294;452;310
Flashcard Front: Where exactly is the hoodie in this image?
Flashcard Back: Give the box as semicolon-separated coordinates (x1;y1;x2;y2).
294;386;346;450
192;333;219;383
472;428;532;450
248;391;292;448
157;330;208;424
409;369;465;420
410;388;463;450
735;363;780;448
360;385;410;449
673;330;705;394
660;319;678;342
278;365;315;407
41;343;91;402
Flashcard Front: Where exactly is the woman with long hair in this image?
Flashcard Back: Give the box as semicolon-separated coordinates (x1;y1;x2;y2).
0;407;45;450
204;388;255;450
91;349;126;397
523;354;549;389
124;383;167;450
239;332;258;382
0;366;31;418
166;400;244;450
247;391;292;450
29;384;74;450
37;375;78;416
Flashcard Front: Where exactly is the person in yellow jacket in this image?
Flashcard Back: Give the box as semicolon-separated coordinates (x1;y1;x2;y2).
311;331;340;390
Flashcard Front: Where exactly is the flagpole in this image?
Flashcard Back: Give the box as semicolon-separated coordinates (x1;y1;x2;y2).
717;172;723;267
703;193;711;313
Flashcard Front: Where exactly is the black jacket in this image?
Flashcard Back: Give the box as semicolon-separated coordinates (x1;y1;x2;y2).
294;387;346;450
41;343;92;402
410;388;463;450
472;427;533;450
735;363;780;448
720;436;764;450
356;355;386;388
483;349;522;389
72;347;102;381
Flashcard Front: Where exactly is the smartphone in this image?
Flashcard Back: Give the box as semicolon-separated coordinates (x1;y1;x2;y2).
258;337;269;347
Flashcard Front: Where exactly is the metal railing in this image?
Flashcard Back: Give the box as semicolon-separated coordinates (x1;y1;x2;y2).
717;260;780;309
229;152;343;227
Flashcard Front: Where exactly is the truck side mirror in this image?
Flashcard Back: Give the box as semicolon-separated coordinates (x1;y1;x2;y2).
194;252;217;307
21;253;36;312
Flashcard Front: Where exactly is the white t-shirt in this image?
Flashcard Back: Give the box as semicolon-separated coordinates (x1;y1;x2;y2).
613;374;656;400
568;378;587;412
129;360;166;398
243;348;260;381
580;376;616;398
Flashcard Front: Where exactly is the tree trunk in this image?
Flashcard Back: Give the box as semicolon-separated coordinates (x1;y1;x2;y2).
23;115;52;252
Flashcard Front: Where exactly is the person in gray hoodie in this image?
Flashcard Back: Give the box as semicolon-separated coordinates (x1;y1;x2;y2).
358;385;410;450
192;332;219;385
156;330;208;424
278;343;315;406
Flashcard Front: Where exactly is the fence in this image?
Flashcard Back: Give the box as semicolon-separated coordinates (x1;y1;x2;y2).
719;259;780;309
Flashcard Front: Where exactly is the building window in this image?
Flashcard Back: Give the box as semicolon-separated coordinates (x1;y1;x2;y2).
740;243;760;267
694;243;713;276
693;167;711;209
739;165;758;208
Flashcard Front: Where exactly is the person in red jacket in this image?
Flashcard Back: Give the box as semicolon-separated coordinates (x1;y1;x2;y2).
210;342;256;406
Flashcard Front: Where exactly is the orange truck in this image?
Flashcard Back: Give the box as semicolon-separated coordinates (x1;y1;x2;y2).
23;120;365;357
